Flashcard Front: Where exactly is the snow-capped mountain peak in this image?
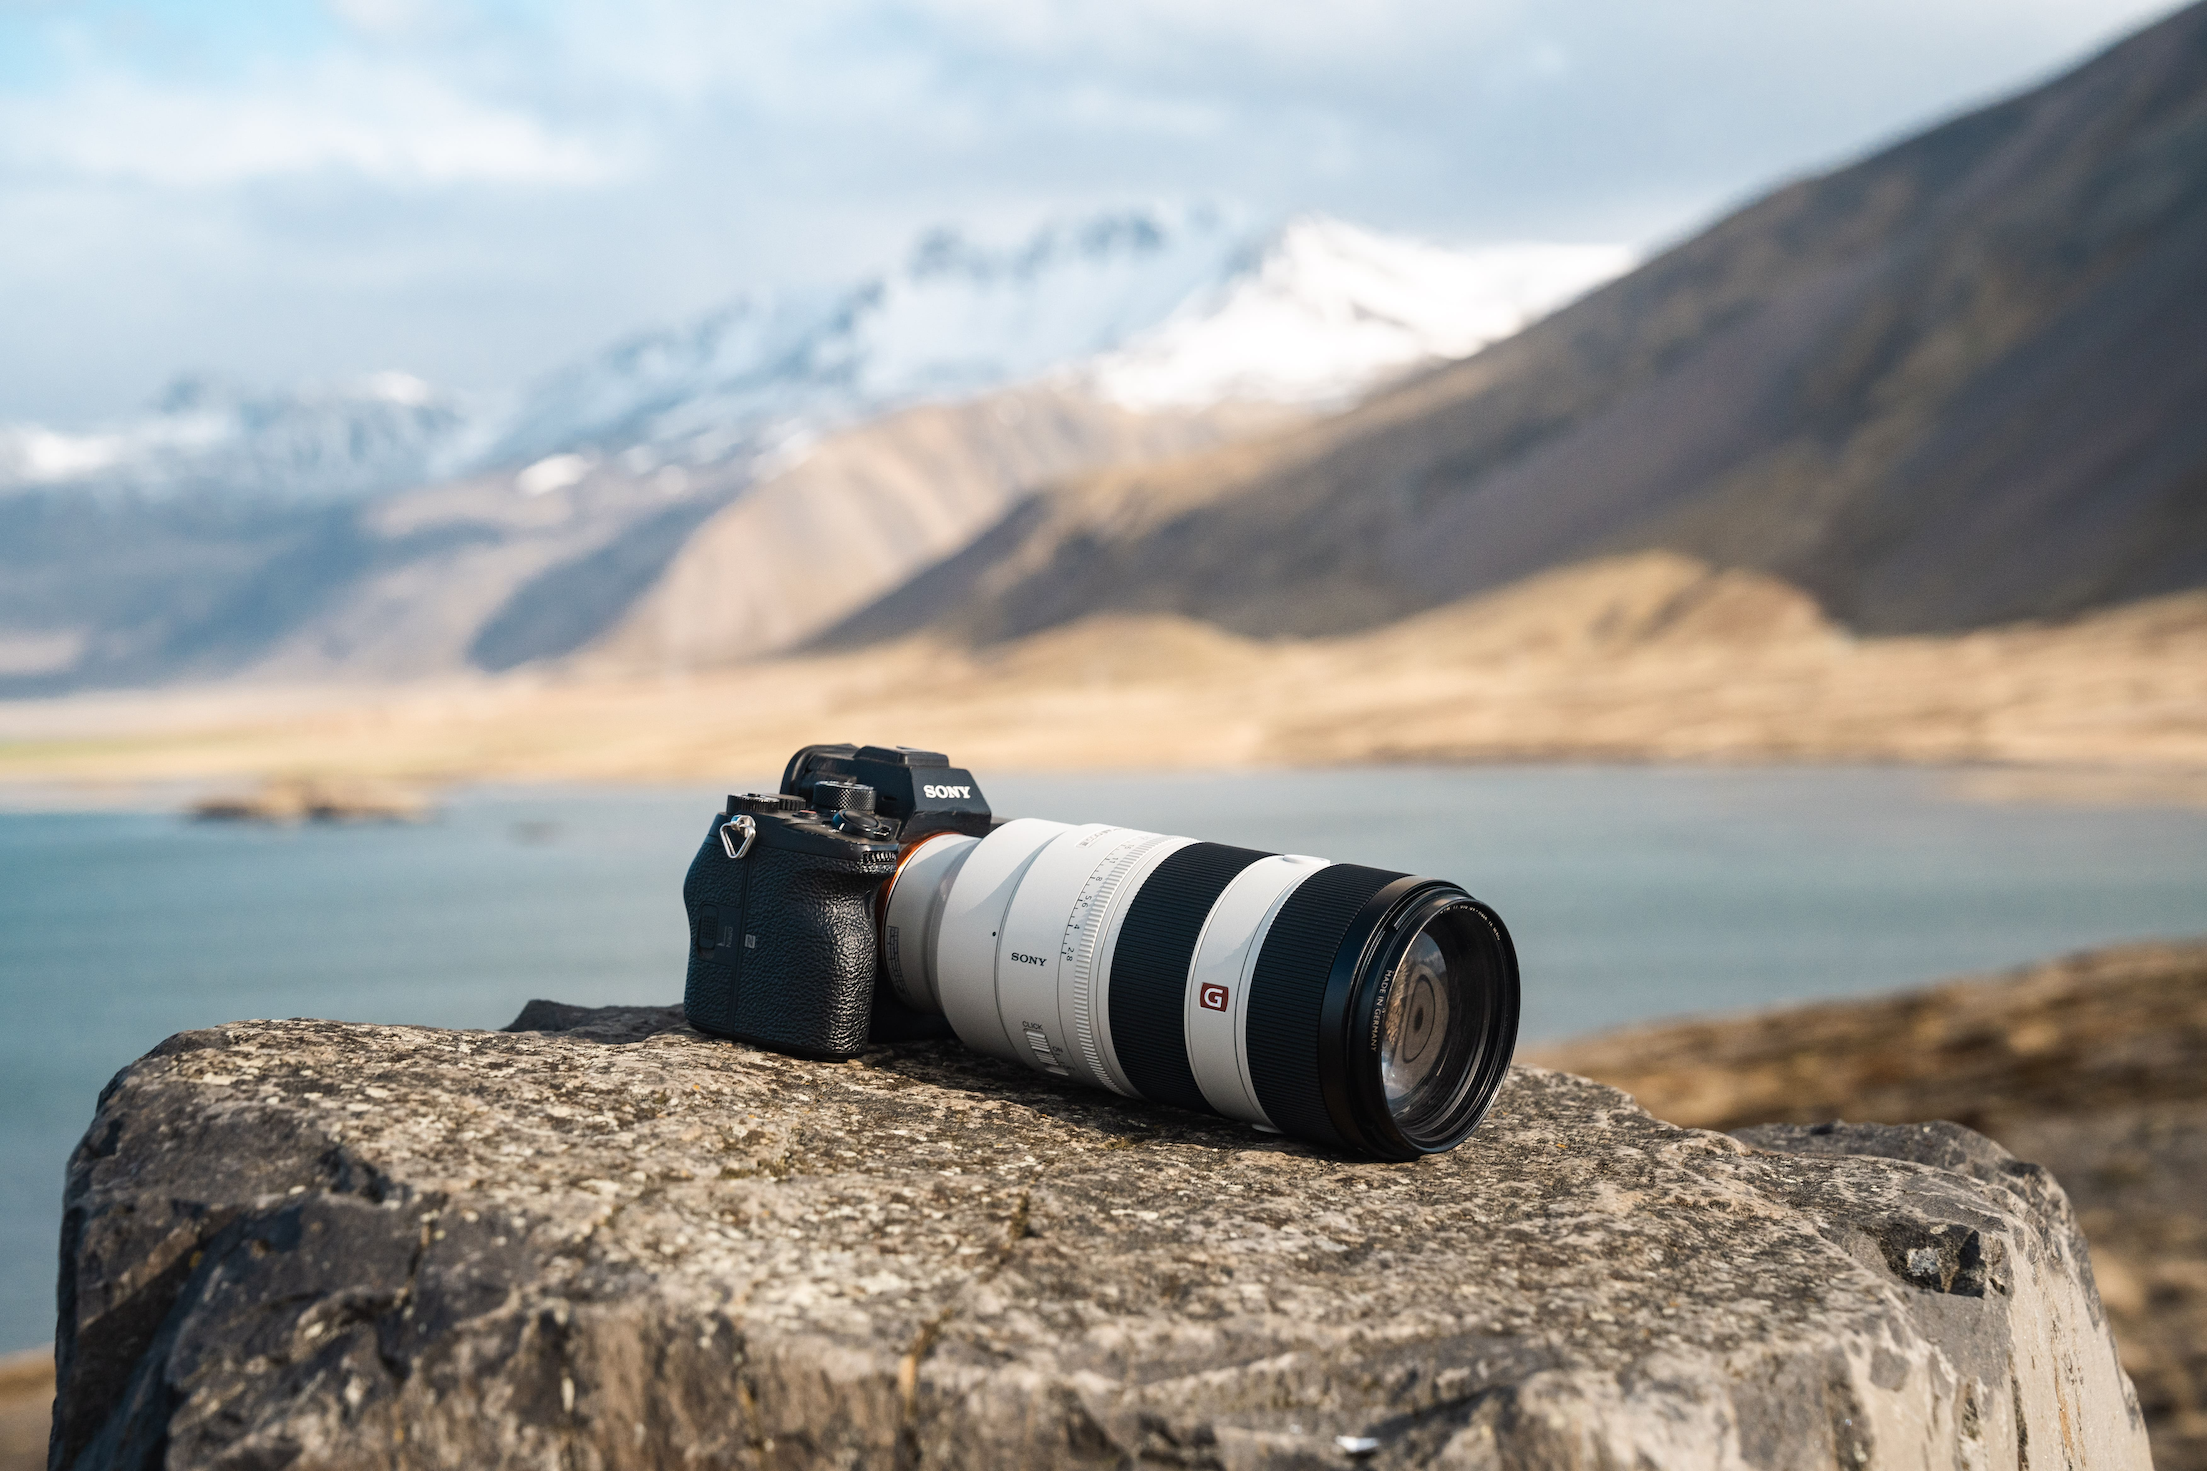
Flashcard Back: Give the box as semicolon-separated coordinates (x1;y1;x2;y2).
479;203;1257;471
1075;217;1634;410
0;372;476;502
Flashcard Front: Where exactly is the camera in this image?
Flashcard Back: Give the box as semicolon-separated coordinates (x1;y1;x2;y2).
683;743;1520;1159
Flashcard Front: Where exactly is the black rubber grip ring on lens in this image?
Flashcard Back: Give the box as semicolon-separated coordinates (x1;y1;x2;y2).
1245;863;1406;1151
1108;842;1272;1111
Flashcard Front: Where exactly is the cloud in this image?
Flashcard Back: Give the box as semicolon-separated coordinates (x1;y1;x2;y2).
0;61;621;187
0;0;2189;423
324;0;444;41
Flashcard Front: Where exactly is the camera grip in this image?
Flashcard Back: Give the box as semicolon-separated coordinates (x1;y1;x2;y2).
683;818;883;1058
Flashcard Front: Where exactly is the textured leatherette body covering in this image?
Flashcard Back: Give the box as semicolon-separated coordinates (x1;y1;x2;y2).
682;813;893;1059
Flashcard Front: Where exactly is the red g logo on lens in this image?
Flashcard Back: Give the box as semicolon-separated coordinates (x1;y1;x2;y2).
1198;983;1229;1012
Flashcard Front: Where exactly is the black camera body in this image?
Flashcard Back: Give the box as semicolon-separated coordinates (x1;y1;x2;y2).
681;745;990;1058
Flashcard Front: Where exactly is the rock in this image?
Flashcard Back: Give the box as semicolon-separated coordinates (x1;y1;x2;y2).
51;1005;2148;1470
1532;939;2207;1470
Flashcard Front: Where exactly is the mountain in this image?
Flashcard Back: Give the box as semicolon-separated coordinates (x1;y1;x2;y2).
823;1;2207;650
0;210;1628;692
0;374;477;505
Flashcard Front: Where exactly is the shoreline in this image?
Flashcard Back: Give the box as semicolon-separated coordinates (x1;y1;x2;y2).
5;757;2206;818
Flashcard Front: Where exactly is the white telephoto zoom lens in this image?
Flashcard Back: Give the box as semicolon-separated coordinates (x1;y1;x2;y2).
878;818;1520;1159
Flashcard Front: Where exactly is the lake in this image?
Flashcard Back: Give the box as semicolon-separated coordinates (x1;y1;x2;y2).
6;764;2207;1352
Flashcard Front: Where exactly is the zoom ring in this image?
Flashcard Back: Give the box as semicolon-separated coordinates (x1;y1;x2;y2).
1063;832;1175;1092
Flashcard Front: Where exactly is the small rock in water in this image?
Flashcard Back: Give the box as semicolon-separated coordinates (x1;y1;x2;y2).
187;776;432;824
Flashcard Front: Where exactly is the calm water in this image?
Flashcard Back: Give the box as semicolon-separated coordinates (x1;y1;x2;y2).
5;765;2207;1351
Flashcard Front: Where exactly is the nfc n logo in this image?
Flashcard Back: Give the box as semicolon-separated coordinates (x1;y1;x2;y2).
1198;983;1230;1012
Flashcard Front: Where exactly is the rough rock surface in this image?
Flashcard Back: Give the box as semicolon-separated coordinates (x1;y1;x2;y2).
1534;938;2207;1469
53;1005;2148;1470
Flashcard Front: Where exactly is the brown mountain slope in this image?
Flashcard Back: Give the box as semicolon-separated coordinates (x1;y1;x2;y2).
826;0;2207;650
577;387;1294;671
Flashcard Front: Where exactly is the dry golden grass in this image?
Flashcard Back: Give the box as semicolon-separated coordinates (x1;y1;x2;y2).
1;553;2202;794
0;1349;50;1471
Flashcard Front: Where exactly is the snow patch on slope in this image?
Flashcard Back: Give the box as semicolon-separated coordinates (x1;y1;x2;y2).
481;206;1256;472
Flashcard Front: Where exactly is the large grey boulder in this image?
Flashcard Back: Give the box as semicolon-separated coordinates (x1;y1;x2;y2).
52;1004;2147;1470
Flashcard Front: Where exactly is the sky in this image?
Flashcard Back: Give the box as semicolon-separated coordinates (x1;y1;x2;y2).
0;0;2189;425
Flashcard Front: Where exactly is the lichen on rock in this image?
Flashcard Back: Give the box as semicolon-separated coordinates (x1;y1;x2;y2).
50;1004;2148;1469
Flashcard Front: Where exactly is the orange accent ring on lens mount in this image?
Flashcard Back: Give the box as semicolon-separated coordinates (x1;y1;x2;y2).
875;828;968;954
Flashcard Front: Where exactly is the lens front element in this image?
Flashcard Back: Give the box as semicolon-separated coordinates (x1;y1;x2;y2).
1380;929;1451;1112
1372;903;1505;1147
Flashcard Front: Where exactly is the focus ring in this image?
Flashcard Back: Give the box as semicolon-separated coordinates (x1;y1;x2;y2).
1108;842;1270;1111
1246;863;1406;1151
